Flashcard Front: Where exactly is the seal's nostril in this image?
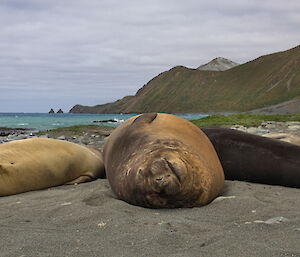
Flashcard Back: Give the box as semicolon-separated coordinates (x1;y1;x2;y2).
164;158;182;182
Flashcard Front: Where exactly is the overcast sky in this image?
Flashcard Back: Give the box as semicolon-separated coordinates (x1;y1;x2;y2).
0;0;299;112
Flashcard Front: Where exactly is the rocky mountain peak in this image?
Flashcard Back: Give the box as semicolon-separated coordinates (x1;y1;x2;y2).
197;57;239;71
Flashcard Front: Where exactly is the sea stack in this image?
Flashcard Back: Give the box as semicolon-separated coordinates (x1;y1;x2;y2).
57;109;64;113
48;108;55;114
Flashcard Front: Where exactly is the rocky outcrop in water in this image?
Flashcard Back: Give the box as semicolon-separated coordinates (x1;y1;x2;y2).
48;108;55;113
93;119;117;123
57;109;64;113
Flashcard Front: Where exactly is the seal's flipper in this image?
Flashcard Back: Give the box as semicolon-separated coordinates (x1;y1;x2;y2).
132;113;157;125
65;175;94;185
202;127;300;188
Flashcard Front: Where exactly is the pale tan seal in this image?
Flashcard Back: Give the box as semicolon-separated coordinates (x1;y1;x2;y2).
262;132;300;146
103;113;224;208
0;138;105;196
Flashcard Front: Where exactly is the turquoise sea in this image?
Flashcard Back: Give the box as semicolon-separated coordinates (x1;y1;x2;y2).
0;113;208;131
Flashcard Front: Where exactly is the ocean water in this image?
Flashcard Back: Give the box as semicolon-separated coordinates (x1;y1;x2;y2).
0;113;208;131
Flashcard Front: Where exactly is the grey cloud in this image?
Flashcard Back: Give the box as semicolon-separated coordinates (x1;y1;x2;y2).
0;0;299;112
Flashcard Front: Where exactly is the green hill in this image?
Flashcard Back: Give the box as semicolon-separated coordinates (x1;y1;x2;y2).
69;45;300;113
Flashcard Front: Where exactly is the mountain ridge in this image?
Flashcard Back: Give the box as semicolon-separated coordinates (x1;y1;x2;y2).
69;45;300;114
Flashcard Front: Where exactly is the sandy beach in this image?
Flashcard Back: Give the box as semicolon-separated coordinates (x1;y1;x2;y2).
0;125;300;257
1;179;300;257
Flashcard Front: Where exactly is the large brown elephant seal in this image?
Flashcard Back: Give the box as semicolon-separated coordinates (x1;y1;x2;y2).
103;113;224;208
0;138;105;196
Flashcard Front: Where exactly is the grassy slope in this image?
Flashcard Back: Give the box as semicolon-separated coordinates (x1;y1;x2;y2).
125;67;218;113
70;45;300;113
125;45;300;113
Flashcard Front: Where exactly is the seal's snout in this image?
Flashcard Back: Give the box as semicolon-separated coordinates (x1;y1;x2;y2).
150;157;185;195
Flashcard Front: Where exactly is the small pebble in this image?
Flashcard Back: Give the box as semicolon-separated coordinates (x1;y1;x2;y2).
264;216;289;224
97;222;106;228
61;202;72;206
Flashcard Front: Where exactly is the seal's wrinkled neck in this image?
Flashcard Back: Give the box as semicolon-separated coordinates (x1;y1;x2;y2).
85;146;106;179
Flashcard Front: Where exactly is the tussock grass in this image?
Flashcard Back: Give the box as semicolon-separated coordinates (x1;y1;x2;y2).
191;113;300;128
36;125;113;136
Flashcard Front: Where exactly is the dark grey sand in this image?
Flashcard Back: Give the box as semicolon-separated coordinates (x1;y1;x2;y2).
1;179;300;257
1;125;300;257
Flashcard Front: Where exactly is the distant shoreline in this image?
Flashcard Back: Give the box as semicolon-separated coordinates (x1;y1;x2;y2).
0;113;206;131
1;113;300;147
